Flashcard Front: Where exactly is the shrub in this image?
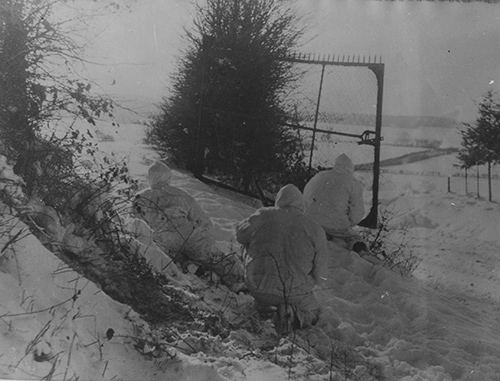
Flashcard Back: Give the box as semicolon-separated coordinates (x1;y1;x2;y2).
360;209;420;277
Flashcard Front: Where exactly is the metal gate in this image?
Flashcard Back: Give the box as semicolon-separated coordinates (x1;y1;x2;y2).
278;52;384;228
197;51;384;229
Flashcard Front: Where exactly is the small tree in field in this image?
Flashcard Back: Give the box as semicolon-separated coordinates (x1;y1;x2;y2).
148;0;304;191
458;90;500;201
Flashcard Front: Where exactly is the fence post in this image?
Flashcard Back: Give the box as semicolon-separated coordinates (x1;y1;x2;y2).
447;176;451;193
465;167;468;194
476;165;480;199
488;161;492;202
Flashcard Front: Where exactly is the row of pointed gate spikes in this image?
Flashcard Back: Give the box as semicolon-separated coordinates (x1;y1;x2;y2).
286;52;383;64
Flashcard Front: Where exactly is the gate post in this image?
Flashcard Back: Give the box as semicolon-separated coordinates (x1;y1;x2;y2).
308;64;326;170
359;63;384;228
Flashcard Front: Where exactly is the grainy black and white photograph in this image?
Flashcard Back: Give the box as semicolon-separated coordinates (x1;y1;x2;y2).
0;0;499;380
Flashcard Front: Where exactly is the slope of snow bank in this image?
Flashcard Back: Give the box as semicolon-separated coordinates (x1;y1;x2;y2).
0;213;235;381
154;159;500;379
0;122;335;381
22;119;500;380
167;166;500;380
314;244;500;380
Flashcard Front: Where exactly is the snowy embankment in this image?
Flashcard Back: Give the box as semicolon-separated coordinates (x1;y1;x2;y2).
119;118;500;380
0;216;230;381
0;209;321;380
186;167;500;380
174;151;500;378
160;131;500;379
2;120;500;380
0;123;307;381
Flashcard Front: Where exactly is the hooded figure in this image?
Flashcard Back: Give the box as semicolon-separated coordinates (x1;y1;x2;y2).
133;161;243;285
133;161;213;257
236;184;328;331
124;217;188;285
303;154;365;241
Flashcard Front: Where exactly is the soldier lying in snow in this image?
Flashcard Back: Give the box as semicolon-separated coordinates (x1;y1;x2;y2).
132;161;243;286
236;184;329;333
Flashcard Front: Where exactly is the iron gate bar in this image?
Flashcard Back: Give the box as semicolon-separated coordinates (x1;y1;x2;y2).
280;52;384;228
309;64;326;169
282;53;383;66
282;122;377;143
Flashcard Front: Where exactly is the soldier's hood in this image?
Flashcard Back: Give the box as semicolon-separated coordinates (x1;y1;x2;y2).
148;161;172;190
275;184;304;212
333;153;354;174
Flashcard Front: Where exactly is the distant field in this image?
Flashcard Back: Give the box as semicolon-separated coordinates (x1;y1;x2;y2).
356;152;500;203
49;119;489;197
304;122;460;168
310;140;425;167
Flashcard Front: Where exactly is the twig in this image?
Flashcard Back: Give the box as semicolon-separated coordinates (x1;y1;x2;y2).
238;351;256;360
329;343;334;381
62;332;77;381
0;291;80;319
114;332;196;355
102;360;109;377
288;329;296;379
0;228;27;254
40;354;59;381
51;308;73;337
15;320;52;368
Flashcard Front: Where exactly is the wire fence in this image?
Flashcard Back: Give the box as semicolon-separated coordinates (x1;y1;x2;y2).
448;171;500;202
378;165;500;202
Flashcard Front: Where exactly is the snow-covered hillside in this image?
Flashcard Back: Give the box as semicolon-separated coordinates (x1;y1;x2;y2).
97;121;500;379
2;120;500;380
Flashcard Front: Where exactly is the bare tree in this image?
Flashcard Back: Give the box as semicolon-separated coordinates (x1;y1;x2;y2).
0;0;125;196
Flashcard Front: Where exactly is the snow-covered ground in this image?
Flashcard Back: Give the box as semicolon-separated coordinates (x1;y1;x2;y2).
99;121;500;379
2;120;500;380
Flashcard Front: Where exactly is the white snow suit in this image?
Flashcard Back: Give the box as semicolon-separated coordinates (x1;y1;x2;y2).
133;161;243;284
303;154;365;239
236;184;329;328
125;217;187;285
133;162;214;257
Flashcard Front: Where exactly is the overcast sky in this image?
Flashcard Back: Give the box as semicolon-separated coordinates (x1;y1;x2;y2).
79;0;500;121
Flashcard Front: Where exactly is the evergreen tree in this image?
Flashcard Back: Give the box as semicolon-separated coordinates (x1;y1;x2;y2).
149;0;304;191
